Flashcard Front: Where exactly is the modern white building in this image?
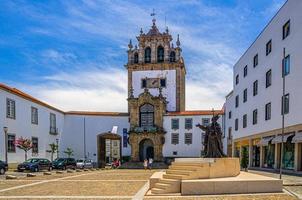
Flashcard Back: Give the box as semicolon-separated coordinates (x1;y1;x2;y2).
0;18;225;166
225;0;302;172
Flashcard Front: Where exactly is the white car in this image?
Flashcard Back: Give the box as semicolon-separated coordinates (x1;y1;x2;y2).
76;159;93;169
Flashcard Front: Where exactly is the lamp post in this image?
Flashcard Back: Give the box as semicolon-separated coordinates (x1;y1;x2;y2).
280;47;286;180
56;138;59;159
3;127;8;163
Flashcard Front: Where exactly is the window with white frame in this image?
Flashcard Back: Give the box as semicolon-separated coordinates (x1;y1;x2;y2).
171;133;179;145
31;107;38;125
7;134;16;152
202;118;210;126
32;137;38;154
185;133;192;145
50;113;57;133
6;98;16;119
185;118;193;129
171;119;179;130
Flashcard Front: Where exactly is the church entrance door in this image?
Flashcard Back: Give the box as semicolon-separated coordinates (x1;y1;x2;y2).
139;139;154;161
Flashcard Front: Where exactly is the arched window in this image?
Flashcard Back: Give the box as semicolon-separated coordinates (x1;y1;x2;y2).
134;53;139;63
140;104;154;129
170;51;176;62
145;47;151;63
157;46;164;62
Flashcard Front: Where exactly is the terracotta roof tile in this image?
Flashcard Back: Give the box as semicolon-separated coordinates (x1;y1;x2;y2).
166;110;224;116
65;111;129;116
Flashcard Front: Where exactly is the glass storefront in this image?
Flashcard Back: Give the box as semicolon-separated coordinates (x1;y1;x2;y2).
252;145;260;167
282;136;295;170
263;142;275;168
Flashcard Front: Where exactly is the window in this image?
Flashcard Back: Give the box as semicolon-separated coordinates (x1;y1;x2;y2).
253;109;258;125
202;118;210;126
134;53;139;63
243;89;247;103
235;95;239;108
253;54;258;67
173;151;178;156
243;114;247;128
266;40;272;55
185;133;192;145
185;118;193;129
228;127;232;139
282;94;290;115
140;104;154;129
235;74;239;85
31;107;38;125
144;47;151;63
266;69;272;88
228;111;232;119
157;46;164;62
50;113;57;133
235;119;238;131
265;102;271;120
283;20;290;39
171;119;179;130
283;55;290;77
7;134;16;153
244;65;248;77
171;133;179;145
170;51;176;62
253;80;258;96
141;79;147;88
6;98;16;119
32;137;38;154
160;78;166;87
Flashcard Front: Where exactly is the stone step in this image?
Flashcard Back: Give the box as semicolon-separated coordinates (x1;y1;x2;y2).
163;173;188;180
154;183;170;189
151;188;166;194
158;178;180;184
166;169;193;176
169;165;201;171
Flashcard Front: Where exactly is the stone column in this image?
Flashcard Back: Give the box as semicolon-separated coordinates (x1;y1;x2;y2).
294;142;299;172
139;45;144;63
239;145;242;162
231;141;235;157
260;145;263;168
274;143;280;169
151;43;156;63
164;43;169;62
248;139;253;168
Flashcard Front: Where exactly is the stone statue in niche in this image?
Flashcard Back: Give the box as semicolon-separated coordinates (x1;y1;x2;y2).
196;115;226;158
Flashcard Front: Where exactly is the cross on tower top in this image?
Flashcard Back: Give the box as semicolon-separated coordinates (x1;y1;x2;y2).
151;9;156;24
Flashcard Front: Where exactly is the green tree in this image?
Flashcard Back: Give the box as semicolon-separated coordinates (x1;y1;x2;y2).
15;137;32;161
241;146;249;171
64;147;74;158
46;143;58;162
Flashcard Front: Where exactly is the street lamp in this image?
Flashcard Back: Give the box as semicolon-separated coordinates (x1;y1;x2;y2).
56;138;59;159
3;127;8;163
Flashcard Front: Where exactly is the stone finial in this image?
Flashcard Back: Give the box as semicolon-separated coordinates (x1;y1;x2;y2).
129;86;134;98
158;87;163;98
176;34;181;47
140;28;143;35
166;26;169;34
128;39;133;50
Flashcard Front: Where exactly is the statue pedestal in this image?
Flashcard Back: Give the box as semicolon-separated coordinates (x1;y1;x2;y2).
148;157;283;195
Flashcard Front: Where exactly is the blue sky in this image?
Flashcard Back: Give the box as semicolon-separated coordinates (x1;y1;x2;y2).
0;0;286;111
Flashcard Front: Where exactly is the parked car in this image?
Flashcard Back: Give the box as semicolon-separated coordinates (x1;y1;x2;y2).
17;158;52;172
52;158;76;170
76;159;93;169
0;160;8;175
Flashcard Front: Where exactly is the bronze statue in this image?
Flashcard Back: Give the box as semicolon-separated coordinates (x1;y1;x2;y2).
196;115;226;158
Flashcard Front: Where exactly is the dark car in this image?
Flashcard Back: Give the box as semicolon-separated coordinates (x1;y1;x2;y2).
52;158;76;170
0;160;8;175
17;158;52;172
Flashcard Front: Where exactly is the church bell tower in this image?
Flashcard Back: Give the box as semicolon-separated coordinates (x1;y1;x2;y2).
126;15;186;162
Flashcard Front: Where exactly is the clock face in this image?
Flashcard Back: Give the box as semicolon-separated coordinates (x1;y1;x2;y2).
146;78;159;88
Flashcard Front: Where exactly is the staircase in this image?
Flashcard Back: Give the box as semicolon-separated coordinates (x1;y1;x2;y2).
151;161;208;194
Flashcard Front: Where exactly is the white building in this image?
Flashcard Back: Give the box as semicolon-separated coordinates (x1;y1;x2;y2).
225;0;302;172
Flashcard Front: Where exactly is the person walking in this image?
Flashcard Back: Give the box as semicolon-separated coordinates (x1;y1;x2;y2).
148;158;153;170
143;159;148;170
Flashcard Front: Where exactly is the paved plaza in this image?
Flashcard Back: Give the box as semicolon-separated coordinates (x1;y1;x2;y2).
0;169;299;200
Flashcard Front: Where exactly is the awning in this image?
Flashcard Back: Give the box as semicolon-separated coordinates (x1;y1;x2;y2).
271;133;295;144
292;132;302;143
258;136;274;146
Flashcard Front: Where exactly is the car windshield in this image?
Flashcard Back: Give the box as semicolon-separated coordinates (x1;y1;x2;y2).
25;159;39;163
77;160;84;162
55;158;66;162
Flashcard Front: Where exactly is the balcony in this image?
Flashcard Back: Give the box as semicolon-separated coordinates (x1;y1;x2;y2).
49;127;58;135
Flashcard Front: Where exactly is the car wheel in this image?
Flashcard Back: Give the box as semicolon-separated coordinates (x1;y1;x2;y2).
0;168;5;175
34;167;39;172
